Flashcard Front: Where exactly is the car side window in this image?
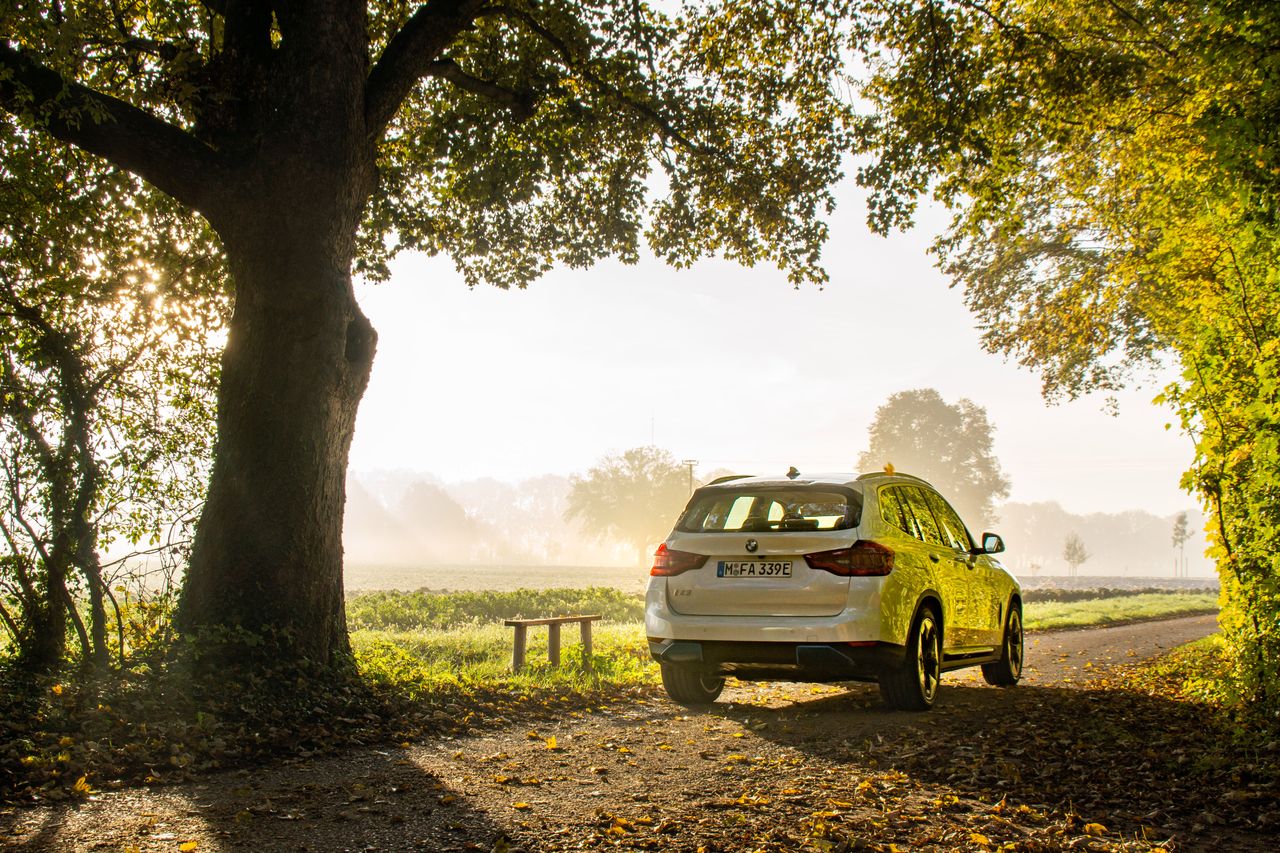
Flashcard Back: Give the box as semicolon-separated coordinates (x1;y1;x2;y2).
903;487;946;546
879;486;919;540
924;490;973;551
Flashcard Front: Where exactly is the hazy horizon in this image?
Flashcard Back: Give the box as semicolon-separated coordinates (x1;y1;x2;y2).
350;183;1195;525
342;466;1216;581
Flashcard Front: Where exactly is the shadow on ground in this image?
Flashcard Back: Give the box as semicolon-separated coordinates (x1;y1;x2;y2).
1;747;510;852
708;677;1277;850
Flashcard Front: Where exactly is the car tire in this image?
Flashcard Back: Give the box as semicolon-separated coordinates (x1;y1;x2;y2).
879;605;942;711
660;663;725;705
982;604;1023;687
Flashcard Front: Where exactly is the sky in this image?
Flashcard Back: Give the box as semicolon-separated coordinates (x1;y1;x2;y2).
348;185;1198;520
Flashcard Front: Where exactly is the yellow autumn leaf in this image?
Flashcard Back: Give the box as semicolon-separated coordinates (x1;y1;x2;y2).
544;736;558;750
512;802;532;811
179;842;198;852
72;776;92;795
1083;823;1107;836
969;832;991;847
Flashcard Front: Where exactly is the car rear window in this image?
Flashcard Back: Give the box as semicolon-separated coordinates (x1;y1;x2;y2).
677;488;861;532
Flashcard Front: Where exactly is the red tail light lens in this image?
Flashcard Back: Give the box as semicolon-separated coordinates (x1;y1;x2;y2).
804;541;895;576
650;543;709;576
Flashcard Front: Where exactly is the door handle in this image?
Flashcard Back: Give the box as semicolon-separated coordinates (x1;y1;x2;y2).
929;553;940;563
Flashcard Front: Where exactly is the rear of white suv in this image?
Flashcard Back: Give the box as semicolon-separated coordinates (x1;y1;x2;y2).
645;471;1022;710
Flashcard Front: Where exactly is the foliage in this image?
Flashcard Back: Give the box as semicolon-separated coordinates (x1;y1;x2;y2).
0;118;225;670
565;446;691;566
855;0;1280;720
1021;586;1217;605
0;1;867;659
857;388;1010;528
346;586;645;632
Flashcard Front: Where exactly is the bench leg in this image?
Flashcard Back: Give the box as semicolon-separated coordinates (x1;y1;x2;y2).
548;623;561;668
580;621;594;672
512;624;528;674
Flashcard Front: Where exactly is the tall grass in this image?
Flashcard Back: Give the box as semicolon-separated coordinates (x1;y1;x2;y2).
352;621;654;697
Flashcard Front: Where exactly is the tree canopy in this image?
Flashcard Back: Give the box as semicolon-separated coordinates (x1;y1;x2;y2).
857;388;1010;529
564;446;690;566
0;1;865;662
854;0;1280;716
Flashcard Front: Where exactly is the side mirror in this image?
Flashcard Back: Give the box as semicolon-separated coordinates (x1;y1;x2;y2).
981;532;1005;554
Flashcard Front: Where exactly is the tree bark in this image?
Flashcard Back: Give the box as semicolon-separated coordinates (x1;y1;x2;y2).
173;6;384;665
177;169;377;664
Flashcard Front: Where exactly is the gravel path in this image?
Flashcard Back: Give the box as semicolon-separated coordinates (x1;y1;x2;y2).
1;615;1239;852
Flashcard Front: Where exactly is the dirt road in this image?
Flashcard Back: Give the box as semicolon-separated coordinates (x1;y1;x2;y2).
9;614;1272;853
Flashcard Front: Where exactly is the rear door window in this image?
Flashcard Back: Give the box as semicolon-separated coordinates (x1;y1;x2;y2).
879;486;919;539
903;487;946;546
679;488;859;532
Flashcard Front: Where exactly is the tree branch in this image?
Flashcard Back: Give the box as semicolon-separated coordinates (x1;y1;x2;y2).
0;42;232;222
426;58;536;120
0;597;20;644
365;0;485;137
483;5;720;159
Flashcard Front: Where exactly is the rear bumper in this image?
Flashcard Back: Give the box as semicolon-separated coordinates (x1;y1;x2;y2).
649;639;906;683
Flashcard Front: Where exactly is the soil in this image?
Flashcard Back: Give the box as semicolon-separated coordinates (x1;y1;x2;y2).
6;614;1275;853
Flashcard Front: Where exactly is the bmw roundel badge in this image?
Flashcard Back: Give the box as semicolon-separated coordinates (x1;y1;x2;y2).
745;538;759;553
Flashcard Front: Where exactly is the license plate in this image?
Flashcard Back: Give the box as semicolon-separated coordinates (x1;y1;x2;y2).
717;560;793;578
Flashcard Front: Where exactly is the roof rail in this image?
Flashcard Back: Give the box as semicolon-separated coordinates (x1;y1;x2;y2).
855;470;930;485
707;474;752;485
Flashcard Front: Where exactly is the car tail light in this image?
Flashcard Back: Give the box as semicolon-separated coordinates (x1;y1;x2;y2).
650;543;709;576
804;541;895;576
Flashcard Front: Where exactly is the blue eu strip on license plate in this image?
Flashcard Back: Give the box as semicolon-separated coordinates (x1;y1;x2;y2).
717;561;793;578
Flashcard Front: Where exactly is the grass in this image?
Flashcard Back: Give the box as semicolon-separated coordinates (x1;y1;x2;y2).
346;588;1219;700
1022;591;1217;631
352;620;654;697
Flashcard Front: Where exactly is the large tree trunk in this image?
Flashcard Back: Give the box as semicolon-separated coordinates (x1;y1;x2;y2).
178;173;376;664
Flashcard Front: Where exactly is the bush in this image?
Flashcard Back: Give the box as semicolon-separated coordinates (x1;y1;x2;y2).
346;587;645;632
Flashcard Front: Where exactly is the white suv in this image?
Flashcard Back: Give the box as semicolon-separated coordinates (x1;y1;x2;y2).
645;470;1022;710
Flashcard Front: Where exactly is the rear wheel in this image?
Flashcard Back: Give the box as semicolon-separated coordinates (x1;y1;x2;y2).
660;663;725;705
982;604;1023;686
880;606;942;711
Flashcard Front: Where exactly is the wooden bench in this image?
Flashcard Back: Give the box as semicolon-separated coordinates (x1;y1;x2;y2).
503;615;602;673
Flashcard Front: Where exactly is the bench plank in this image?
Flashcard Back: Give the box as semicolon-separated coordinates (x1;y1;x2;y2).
503;615;602;627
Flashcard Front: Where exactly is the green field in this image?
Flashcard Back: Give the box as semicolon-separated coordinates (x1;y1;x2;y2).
1023;592;1218;631
348;588;1219;692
